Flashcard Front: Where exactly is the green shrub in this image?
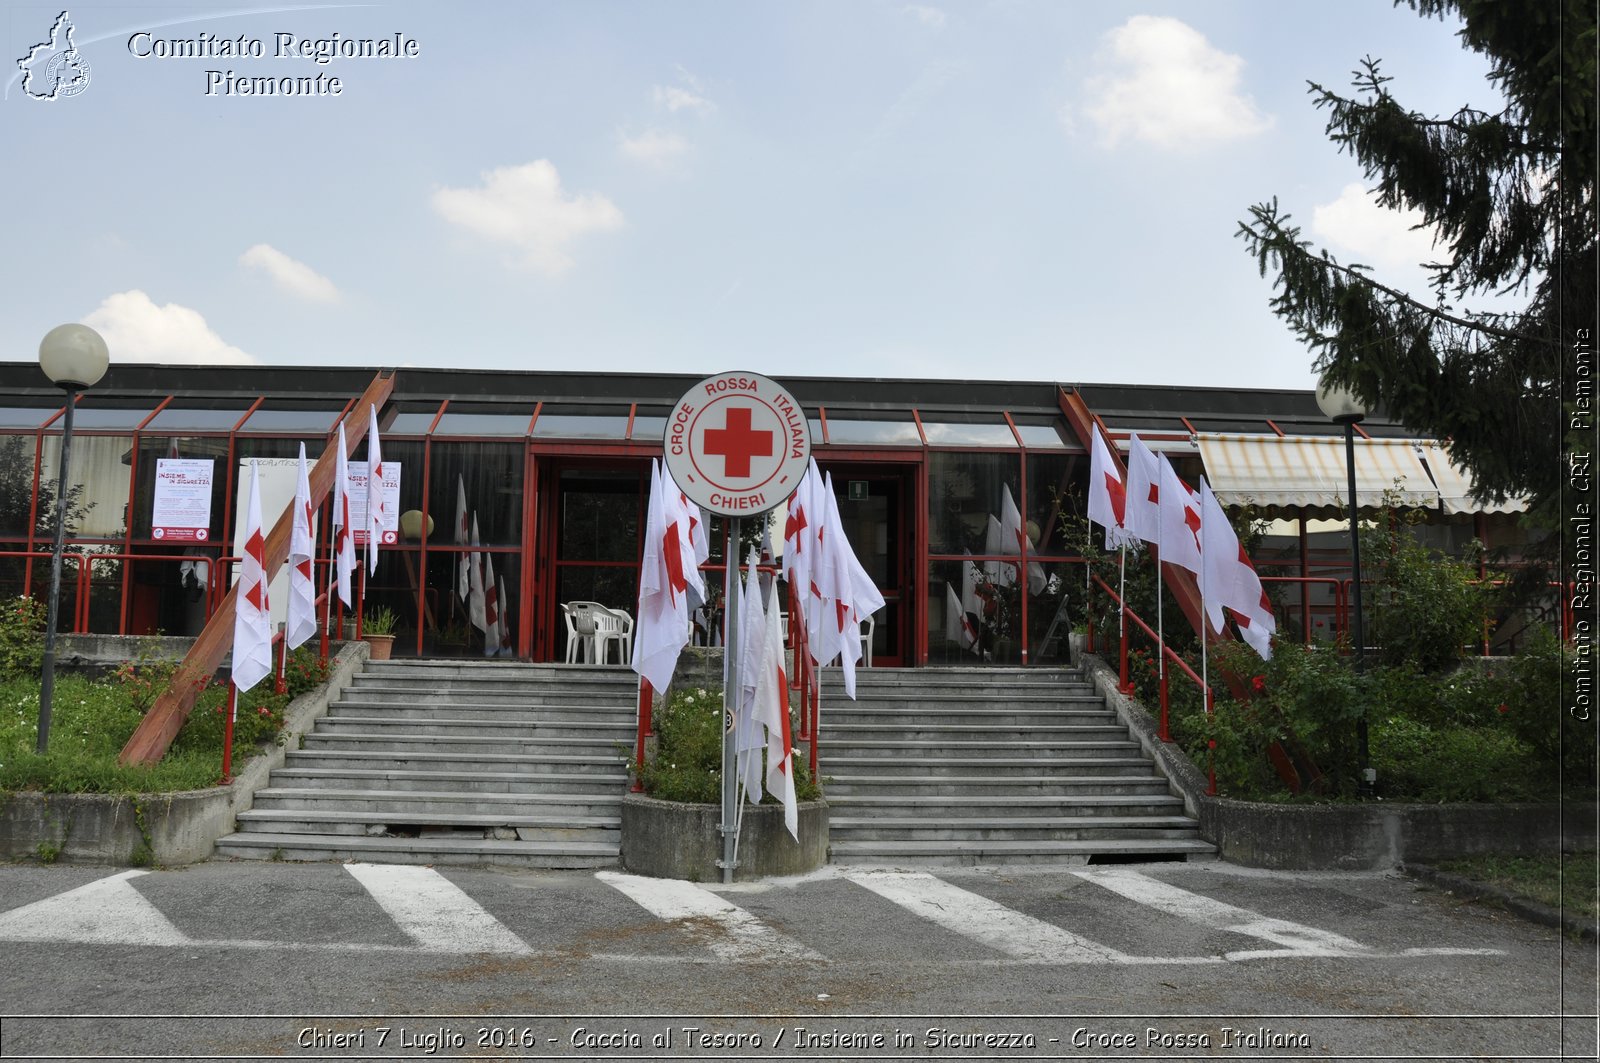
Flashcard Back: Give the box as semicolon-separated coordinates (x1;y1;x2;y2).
1363;513;1490;673
635;684;820;804
1373;716;1542;802
0;596;45;680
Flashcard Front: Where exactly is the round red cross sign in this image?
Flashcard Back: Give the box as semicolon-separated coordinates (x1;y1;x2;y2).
664;371;811;516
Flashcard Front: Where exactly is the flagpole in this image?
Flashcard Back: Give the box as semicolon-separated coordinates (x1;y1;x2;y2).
221;680;237;784
1117;544;1133;694
720;516;742;886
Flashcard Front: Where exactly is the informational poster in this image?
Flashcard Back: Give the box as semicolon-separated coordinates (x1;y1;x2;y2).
346;460;402;545
233;457;320;629
151;458;215;541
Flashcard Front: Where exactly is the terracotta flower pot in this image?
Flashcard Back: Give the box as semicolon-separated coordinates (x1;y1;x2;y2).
363;634;395;661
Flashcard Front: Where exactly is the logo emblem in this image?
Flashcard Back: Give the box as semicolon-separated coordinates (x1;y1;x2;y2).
664;372;811;517
18;11;91;101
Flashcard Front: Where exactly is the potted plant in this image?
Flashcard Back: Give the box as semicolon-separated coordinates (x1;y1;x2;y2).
362;606;398;661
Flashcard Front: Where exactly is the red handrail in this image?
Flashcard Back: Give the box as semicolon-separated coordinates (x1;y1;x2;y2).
1089;572;1215;796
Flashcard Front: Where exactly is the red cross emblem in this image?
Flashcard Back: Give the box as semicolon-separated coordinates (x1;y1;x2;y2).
1106;472;1127;525
703;406;773;479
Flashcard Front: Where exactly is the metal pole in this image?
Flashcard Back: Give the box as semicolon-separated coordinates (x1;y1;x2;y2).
720;517;742;884
1344;422;1373;796
36;389;79;754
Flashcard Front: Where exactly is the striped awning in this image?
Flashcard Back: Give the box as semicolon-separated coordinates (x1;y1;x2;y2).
1417;443;1529;515
1196;433;1441;513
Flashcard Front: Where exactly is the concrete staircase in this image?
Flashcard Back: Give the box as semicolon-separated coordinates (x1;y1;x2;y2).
215;660;637;868
822;666;1214;865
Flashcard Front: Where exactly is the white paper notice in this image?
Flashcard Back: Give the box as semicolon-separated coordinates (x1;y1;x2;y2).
151;459;215;541
346;461;402;545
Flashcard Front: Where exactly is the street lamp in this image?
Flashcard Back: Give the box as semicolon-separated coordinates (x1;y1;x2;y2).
36;323;109;753
1315;378;1375;797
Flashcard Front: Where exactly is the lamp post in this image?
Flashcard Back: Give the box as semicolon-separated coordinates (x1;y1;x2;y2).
36;324;110;754
1315;378;1375;797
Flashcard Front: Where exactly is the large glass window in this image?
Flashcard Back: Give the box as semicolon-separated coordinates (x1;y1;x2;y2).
1024;452;1084;556
39;434;132;538
0;435;40;539
927;452;1020;555
427;442;522;548
920;420;1017;447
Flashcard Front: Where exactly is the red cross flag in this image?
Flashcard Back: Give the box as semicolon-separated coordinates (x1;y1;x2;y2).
1123;433;1163;547
482;549;501;656
365;403;383;575
497;574;514;657
634;460;703;692
1200;479;1275;659
1000;485;1047;595
1157;454;1203;577
1088;428;1136;550
467;513;487;634
285;443;317;650
756;572;797;840
945;582;978;651
231;461;273;693
332;423;355;608
455;475;471;603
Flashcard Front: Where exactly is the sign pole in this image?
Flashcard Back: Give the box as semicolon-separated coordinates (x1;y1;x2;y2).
720;517;742;885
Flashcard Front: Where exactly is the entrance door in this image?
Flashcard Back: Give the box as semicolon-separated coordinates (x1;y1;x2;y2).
537;459;649;662
816;463;914;667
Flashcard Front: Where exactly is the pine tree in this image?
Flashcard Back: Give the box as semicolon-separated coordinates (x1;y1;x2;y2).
1237;0;1595;529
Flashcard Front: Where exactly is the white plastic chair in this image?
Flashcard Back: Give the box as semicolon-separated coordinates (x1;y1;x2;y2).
561;603;587;664
859;613;876;667
570;601;627;665
605;606;634;665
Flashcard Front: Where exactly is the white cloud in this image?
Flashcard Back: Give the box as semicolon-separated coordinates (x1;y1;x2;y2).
1080;16;1271;149
652;68;714;114
903;4;946;29
1312;183;1442;272
619;128;689;169
84;290;254;364
431;160;624;275
239;243;340;303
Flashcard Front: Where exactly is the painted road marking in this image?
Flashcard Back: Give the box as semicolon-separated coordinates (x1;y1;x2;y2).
0;870;189;947
343;863;532;955
595;870;822;962
838;869;1210;965
1075;869;1382;960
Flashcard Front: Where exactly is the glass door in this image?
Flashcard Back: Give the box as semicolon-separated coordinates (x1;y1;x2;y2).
538;460;649;662
816;463;914;667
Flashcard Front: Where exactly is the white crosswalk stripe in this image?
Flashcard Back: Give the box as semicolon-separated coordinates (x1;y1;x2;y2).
0;870;189;947
596;871;822;962
344;863;531;955
839;868;1213;965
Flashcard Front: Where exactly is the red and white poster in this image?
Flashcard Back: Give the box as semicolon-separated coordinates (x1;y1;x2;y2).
346;460;402;545
151;458;215;541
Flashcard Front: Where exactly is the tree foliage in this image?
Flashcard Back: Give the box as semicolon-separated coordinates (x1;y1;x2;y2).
1238;0;1596;529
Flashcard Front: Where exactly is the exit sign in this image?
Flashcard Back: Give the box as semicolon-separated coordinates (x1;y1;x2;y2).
848;480;868;501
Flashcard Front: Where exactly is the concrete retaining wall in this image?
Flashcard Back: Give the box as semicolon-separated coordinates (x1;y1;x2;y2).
1;640;368;866
1076;644;1598;870
620;793;829;881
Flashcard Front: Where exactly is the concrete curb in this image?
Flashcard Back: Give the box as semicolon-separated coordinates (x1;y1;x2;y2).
1;640;369;866
1075;646;1598;870
1401;862;1599;941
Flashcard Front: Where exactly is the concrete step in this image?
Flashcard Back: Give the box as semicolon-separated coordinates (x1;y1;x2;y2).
823;710;1116;727
326;702;636;723
269;767;626;795
234;807;620;840
822;751;1143;776
828;837;1217;866
283;749;630;774
822;774;1171;797
316;716;635;739
824;794;1187;816
823;691;1104;707
828;816;1204;842
300;733;630;757
250;787;621;818
213;830;618;869
337;688;636;708
824;730;1133;749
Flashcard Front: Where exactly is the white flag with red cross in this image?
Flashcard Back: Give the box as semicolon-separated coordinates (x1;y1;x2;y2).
231;461;273;693
1123;433;1163;547
455;475;471;603
285;443;317;650
1157;454;1203;577
365;404;383;575
1088;429;1136;551
332;423;355;608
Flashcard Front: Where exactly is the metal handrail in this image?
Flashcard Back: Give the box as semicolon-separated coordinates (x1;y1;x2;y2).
1088;571;1215;796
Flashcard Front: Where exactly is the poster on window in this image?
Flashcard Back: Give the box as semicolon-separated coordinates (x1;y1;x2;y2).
346;461;402;545
151;458;215;541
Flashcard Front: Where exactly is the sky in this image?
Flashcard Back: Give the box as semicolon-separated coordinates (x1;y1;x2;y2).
1;0;1506;392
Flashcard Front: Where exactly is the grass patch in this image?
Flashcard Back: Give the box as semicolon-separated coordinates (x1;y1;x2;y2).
1433;850;1600;921
0;648;326;794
